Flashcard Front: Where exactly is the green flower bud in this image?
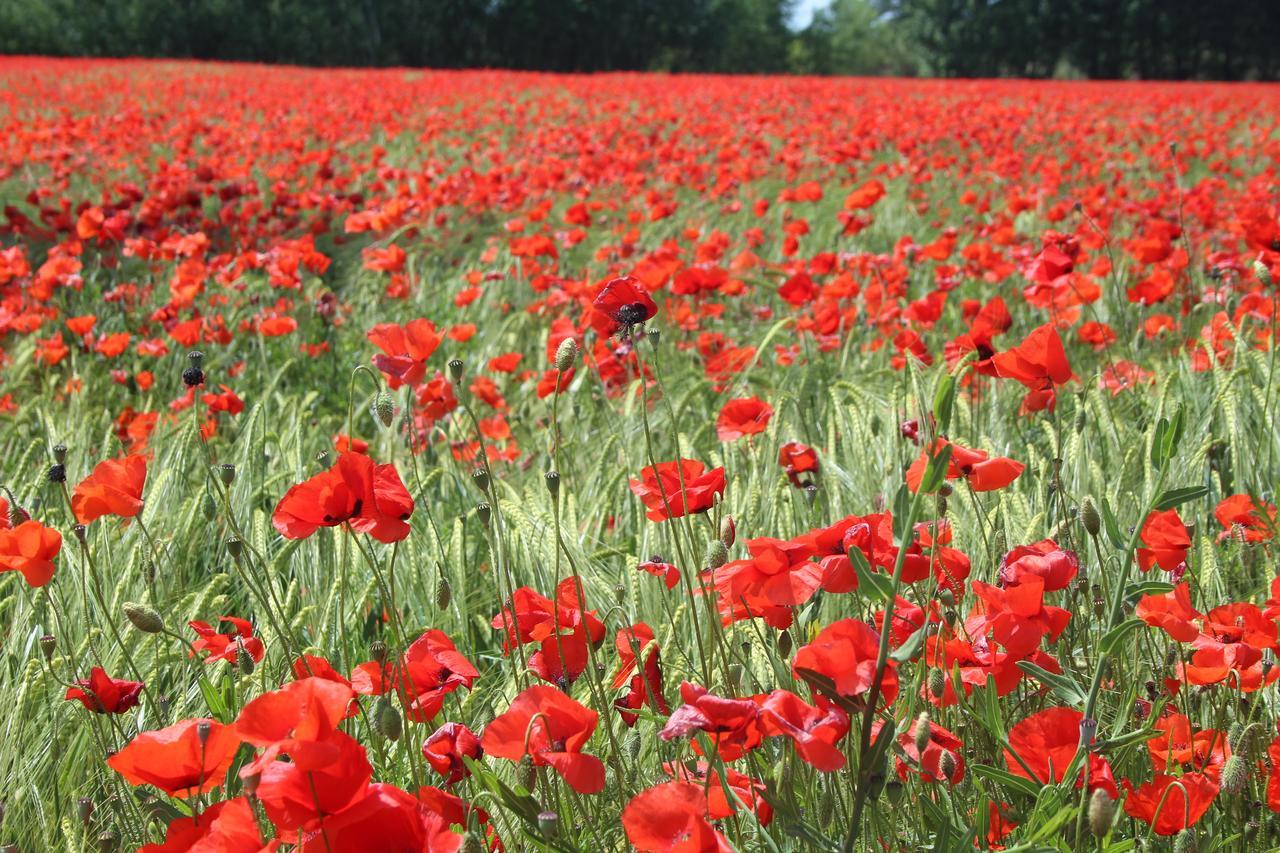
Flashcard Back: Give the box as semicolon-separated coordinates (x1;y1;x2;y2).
555;338;578;372
374;696;402;742
1088;788;1114;838
123;602;164;634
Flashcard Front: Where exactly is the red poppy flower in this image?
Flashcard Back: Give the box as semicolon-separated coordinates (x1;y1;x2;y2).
248;728;373;836
991;324;1074;413
367;318;443;389
71;455;147;523
189;616;265;665
296;783;463;853
663;761;773;825
593;275;657;329
140;797;263;853
490;578;605;685
757;689;849;771
351;629;479;722
612;623;669;726
0;519;62;587
715;396;773;441
273;452;414;543
777;441;819;487
906;438;1024;493
966;578;1071;658
1003;706;1117;798
637;555;681;589
659;682;764;762
423;723;482;786
1146;713;1230;779
890;718;965;784
1213;493;1276;542
629;459;725;522
1123;772;1218;835
1136;509;1191;573
480;685;605;794
415;374;459;424
64;667;143;714
1136;582;1201;642
235;677;353;765
108;718;242;797
997;539;1078;591
792;618;897;707
622;782;732;853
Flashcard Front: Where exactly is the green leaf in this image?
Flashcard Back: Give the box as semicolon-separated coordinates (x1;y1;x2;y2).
1099;618;1146;656
1016;661;1087;706
891;483;911;539
918;443;954;494
850;547;893;603
890;625;926;663
1153;485;1208;511
971;764;1043;799
1099;496;1126;549
1125;580;1174;599
933;371;958;433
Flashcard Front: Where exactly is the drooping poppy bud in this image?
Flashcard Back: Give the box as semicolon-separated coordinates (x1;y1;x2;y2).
1088;789;1114;837
123;602;164;634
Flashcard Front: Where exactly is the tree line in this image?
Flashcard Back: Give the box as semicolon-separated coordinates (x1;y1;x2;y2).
2;0;1276;80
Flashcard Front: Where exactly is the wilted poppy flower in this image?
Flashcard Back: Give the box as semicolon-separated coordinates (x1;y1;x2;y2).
1136;509;1191;573
629;459;725;522
189;616;266;665
64;667;143;714
0;519;62;587
793;618;897;707
71;455;147;523
273;452;414;543
658;682;764;762
906;438;1023;493
593;275;657;330
108;718;242;797
367;318;442;389
480;685;605;794
140;797;263;853
777;441;818;487
622;782;731;853
423;723;482;786
715;396;773;441
1123;772;1218;835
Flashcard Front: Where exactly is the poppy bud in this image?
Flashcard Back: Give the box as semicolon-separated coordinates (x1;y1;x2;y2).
374;696;402;741
370;640;389;665
727;663;743;692
48;463;66;484
236;640;255;676
202;491;217;521
370;392;395;428
913;712;931;755
1087;789;1114;837
867;772;886;800
197;721;212;748
226;537;243;560
777;630;792;657
1074;402;1087;433
938;587;955;608
936;495;948;516
1081;497;1101;537
217;463;236;486
719;516;736;548
123;602;164;634
39;634;56;661
544;470;559;498
555;338;578;372
183;351;205;387
938;483;953;498
937;750;957;781
626;732;642;760
475;502;491;526
1221;754;1249;794
1227;721;1248;753
435;577;452;610
1172;829;1197;853
537;811;560;840
53;443;68;464
705;539;728;569
461;834;485;853
518;756;537;791
928;669;946;699
471;468;490;493
1255;259;1273;288
448;358;465;383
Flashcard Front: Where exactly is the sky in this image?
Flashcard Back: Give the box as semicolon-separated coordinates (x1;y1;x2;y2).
790;0;833;29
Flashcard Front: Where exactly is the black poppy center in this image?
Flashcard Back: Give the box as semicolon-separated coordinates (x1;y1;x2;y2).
615;302;649;326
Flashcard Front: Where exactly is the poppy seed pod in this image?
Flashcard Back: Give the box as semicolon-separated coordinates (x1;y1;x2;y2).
1255;259;1273;288
217;463;235;486
374;392;395;427
196;720;212;747
39;634;56;661
475;502;491;526
73;524;87;544
370;640;389;665
471;468;490;493
1081;497;1101;537
554;338;578;372
537;811;559;840
1087;789;1114;837
52;443;67;464
226;537;243;560
77;797;94;825
97;832;118;853
123;602;164;634
777;630;792;657
646;327;661;346
448;358;465;382
544;470;559;498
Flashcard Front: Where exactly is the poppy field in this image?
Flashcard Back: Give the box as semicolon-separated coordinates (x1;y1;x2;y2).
1;58;1280;851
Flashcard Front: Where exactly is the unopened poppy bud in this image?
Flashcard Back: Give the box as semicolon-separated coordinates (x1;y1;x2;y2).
1172;829;1198;853
777;630;792;657
77;797;94;826
928;668;946;699
448;358;465;382
913;712;931;755
226;537;243;560
937;750;957;780
544;470;559;497
40;634;56;661
201;492;217;521
435;578;452;610
197;721;212;748
537;811;560;840
374;393;395;427
48;463;66;484
218;463;236;486
370;640;389;665
471;468;490;493
475;502;491;526
1088;789;1114;837
1255;259;1273;288
727;663;743;692
554;338;578;372
518;756;537;791
1081;497;1100;537
1227;721;1247;752
1221;754;1249;794
705;539;728;569
1074;403;1087;433
183;351;205;387
123;602;164;634
938;587;955;608
938;482;953;498
719;516;736;548
935;495;948;516
236;640;255;676
52;443;68;464
374;696;402;741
